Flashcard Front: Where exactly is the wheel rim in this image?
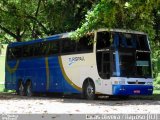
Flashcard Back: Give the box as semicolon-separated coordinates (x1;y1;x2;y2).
86;85;94;98
27;83;32;97
19;82;24;95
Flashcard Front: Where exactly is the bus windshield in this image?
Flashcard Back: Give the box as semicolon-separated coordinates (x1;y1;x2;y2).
119;52;151;78
119;52;135;77
96;31;152;78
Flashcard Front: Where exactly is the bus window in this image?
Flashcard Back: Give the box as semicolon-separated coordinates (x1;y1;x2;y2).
96;52;111;79
77;34;93;52
119;33;134;48
22;45;28;57
96;32;111;50
125;34;132;47
119;52;136;77
41;42;48;55
61;38;76;53
28;45;34;57
23;45;33;58
48;41;60;55
34;43;41;57
136;52;151;78
7;47;22;60
7;48;15;60
119;33;126;47
136;35;149;51
7;48;14;60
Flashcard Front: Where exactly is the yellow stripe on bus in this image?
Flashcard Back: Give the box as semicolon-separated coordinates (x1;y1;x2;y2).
45;57;50;90
6;60;19;74
58;56;82;92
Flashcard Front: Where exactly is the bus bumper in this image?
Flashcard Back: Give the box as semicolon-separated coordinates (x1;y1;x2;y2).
112;85;153;95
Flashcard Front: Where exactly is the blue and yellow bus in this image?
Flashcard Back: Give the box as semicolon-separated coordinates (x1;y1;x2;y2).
5;29;153;99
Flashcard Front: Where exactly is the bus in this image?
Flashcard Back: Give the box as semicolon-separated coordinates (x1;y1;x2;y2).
5;29;153;99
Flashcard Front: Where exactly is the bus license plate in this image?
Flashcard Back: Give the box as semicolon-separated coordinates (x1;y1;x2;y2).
134;90;140;94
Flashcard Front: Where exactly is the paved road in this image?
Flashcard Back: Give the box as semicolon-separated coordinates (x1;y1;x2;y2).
0;93;160;114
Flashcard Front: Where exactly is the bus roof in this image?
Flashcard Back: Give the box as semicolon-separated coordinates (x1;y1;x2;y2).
96;28;147;35
8;28;147;48
8;33;69;48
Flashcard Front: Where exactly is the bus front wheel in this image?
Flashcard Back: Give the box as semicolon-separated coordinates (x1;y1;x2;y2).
84;81;95;100
26;81;33;97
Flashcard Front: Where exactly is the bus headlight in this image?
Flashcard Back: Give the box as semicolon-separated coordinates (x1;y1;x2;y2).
114;81;125;85
147;82;153;85
119;81;125;84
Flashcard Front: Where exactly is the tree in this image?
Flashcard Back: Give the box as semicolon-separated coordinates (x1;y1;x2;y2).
0;0;97;42
72;0;159;40
0;0;39;42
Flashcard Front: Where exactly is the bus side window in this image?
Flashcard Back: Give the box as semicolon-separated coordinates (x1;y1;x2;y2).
28;45;34;57
48;41;60;55
125;34;134;48
96;32;111;50
16;47;22;58
131;35;137;48
61;38;76;53
23;45;33;58
34;43;41;57
7;46;23;60
119;33;127;48
41;42;48;56
137;35;149;51
7;48;15;60
77;34;93;52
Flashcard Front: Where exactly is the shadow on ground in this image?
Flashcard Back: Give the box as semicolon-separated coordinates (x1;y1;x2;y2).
0;92;160;106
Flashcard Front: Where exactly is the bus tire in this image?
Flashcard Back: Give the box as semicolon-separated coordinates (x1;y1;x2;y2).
17;81;25;96
26;81;33;97
84;81;95;100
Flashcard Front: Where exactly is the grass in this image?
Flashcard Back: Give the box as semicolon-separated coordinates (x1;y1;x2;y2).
152;88;160;100
153;89;160;94
153;82;160;94
0;84;15;93
0;56;5;84
0;84;4;92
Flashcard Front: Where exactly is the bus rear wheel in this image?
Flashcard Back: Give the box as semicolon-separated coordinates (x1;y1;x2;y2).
17;81;25;96
26;81;33;97
84;81;95;100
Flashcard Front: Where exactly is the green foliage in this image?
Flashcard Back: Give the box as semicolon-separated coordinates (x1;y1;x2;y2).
71;0;157;40
0;84;4;92
71;0;118;40
155;73;160;84
156;78;160;85
158;59;160;72
154;73;160;91
0;0;97;42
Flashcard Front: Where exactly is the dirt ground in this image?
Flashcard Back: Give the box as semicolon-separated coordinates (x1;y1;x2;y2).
0;92;160;114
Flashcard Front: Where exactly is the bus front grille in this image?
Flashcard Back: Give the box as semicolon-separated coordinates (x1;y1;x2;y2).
128;82;145;84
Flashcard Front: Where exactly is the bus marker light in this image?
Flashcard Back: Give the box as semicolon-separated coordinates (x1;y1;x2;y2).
148;89;153;91
147;82;153;85
114;81;118;84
